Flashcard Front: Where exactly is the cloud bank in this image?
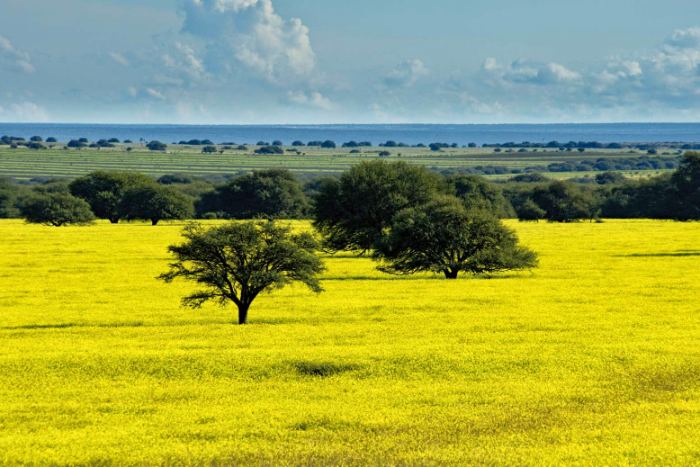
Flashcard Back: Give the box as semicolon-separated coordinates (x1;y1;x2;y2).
180;0;316;83
0;36;35;74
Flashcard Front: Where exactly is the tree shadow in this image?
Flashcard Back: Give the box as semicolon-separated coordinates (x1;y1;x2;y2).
616;251;700;258
322;273;529;281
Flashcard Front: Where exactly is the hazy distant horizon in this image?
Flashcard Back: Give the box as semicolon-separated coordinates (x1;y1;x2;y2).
3;122;700;146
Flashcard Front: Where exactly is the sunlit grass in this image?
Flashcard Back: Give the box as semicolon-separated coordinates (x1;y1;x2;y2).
1;219;700;465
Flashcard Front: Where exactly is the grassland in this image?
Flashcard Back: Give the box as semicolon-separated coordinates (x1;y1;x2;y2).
0;144;673;181
1;219;700;465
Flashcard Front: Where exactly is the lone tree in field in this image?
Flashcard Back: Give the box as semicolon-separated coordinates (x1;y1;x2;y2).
373;196;538;279
159;222;325;325
21;192;95;227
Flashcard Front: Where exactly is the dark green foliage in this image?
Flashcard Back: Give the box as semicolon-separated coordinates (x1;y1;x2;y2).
446;174;514;218
46;137;57;143
601;175;674;219
157;174;200;185
595;172;626;185
379;151;391;157
531;181;596;222
255;146;284;155
313;160;447;253
70;171;157;223
30;136;43;142
321;140;336;149
96;139;115;148
237;145;248;151
292;141;305;146
67;140;86;148
27;142;45;150
212;169;308;219
146;141;167;151
509;173;550;183
373;196;538;279
670;152;700;220
303;176;336;202
159;221;325;324
118;185;194;225
202;146;217;154
272;140;283;146
516;199;546;222
20;192;95;227
0;178;27;218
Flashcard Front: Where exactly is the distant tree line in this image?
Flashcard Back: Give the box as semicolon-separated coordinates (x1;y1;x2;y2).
1;153;700;226
442;155;682;176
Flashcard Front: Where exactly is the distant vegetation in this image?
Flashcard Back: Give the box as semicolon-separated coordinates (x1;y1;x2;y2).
2;153;700;226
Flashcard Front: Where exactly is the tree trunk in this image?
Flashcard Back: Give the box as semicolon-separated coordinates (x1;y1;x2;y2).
238;303;250;325
151;219;159;226
109;218;120;224
444;270;459;279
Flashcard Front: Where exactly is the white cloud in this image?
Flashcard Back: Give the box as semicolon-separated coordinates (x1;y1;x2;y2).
383;59;429;88
486;58;580;85
161;42;207;81
145;88;166;100
0;35;35;74
109;52;130;67
179;0;316;84
287;90;334;110
665;27;700;50
4;102;49;122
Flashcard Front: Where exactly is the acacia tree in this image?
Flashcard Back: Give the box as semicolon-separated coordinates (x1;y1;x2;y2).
373;196;538;279
313;160;446;253
21;193;95;227
69;171;157;223
159;221;325;325
118;185;194;225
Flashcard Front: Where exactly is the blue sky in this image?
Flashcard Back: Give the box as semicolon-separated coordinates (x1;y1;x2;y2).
2;0;700;123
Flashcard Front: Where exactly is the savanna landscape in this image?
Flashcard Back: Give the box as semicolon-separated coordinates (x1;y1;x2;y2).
2;219;700;465
3;0;700;464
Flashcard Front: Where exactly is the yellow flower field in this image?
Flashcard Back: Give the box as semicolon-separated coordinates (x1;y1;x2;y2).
1;219;700;465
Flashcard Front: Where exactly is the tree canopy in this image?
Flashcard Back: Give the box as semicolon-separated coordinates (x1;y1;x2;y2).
70;171;157;223
373;196;538;279
209;169;308;219
20;192;95;227
146;141;167;151
670;152;700;220
118;185;194;225
159;221;325;324
313;160;446;253
447;174;514;218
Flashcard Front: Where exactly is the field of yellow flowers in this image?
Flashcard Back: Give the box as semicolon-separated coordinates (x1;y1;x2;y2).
1;219;700;466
